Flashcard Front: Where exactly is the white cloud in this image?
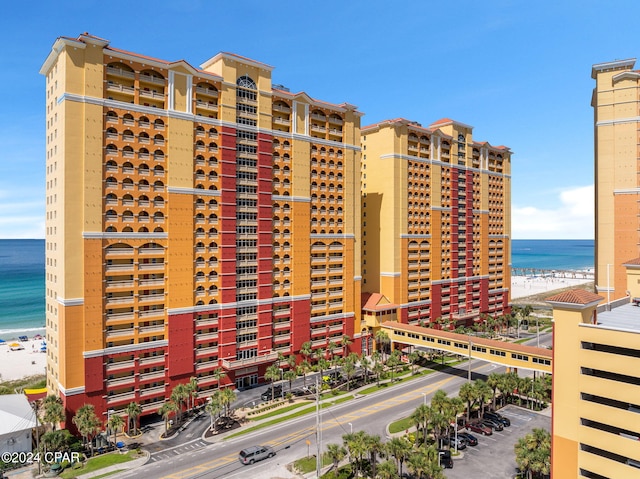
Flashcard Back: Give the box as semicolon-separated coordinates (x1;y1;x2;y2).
512;185;594;239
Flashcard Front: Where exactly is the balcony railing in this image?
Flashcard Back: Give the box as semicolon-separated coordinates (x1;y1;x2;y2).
106;391;136;404
106;66;135;79
220;351;278;370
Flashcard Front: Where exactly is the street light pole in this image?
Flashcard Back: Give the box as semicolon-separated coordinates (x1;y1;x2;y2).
348;422;352;434
467;334;472;383
536;316;540;348
421;392;426;405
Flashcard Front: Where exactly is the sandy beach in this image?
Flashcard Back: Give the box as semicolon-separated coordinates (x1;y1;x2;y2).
0;339;47;382
511;274;593;299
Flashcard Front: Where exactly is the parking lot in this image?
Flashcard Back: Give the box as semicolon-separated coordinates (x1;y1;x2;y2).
445;405;551;479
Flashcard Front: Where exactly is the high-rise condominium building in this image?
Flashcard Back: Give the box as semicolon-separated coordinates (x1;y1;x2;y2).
40;33;362;422
549;263;640;478
360;118;511;331
592;58;640;302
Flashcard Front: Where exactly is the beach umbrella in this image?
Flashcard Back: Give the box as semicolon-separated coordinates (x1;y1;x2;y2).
9;343;20;347
0;338;5;343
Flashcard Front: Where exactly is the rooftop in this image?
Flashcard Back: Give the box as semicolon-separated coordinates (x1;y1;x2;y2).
595;302;640;333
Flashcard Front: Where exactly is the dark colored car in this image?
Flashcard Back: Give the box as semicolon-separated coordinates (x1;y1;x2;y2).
482;418;504;431
261;385;282;401
467;422;493;436
238;445;275;465
485;411;511;427
457;432;478;446
438;449;453;468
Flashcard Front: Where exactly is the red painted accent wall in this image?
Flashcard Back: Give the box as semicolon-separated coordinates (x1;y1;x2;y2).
84;356;104;393
290;298;311;352
167;311;195;377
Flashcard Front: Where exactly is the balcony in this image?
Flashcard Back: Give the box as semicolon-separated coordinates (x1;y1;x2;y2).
105;311;134;321
139;370;165;382
106;280;135;289
139;278;164;287
138;309;165;319
139;355;165;366
106;391;136;404
195;86;219;98
195;360;218;371
106;66;135;79
138;263;165;271
106;360;135;372
105;296;134;306
195;331;218;341
139;89;164;100
106;328;135;339
106;83;135;95
196;100;218;111
140;400;164;412
196;317;218;327
272;103;290;113
139;386;165;398
273;117;290;126
220;351;278;370
139;324;165;334
106;375;136;388
195;346;219;356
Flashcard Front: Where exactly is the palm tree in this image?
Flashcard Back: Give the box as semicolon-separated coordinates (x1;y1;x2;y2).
515;428;551;479
386;350;401;382
72;404;101;456
372;359;384;387
365;433;384;477
42;395;64;431
407;448;429;479
297;360;312;387
265;364;282;401
325;442;346;471
487;372;501;411
342;357;356;391
375;330;390;361
360;355;371;383
283;369;297;395
212;368;227;391
342;431;367;477
107;413;124;448
341;334;352;358
408;350;421;375
300;341;313;365
286;354;297;370
170;383;188;425
317;357;330;380
218;387;236;416
125;402;141;435
410;403;432;445
187;376;199;413
474;380;493;416
376;459;397;479
458;382;476;423
385;436;411;477
41;429;74;455
158;401;178;436
205;394;222;431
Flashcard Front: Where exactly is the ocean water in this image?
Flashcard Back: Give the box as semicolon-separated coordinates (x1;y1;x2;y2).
511;239;594;272
0;239;45;340
0;238;594;340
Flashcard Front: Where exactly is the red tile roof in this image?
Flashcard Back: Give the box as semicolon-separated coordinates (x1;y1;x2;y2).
361;293;397;311
546;289;603;305
623;257;640;266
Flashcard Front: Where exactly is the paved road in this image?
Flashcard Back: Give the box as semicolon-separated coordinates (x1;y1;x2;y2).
119;357;533;479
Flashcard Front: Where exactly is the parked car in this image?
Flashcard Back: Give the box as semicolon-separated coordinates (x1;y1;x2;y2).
261;385;282;401
238;445;275;465
438;449;453;469
482;418;504;431
457;431;478;446
443;435;467;450
467;422;493;436
485;411;511;427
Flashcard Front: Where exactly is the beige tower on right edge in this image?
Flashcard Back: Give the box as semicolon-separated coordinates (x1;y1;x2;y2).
592;58;640;302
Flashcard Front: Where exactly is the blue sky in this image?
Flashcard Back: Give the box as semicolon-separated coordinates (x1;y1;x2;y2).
1;0;637;239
